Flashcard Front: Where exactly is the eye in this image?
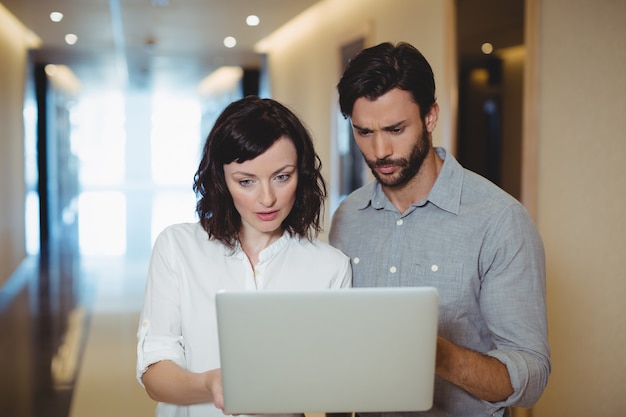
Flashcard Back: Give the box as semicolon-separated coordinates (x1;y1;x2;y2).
275;173;291;182
388;126;405;134
238;178;254;187
355;128;372;137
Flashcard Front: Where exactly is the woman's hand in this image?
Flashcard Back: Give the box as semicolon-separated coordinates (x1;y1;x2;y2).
205;368;225;411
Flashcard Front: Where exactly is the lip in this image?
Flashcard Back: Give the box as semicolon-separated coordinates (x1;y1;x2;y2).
376;165;396;175
256;210;279;221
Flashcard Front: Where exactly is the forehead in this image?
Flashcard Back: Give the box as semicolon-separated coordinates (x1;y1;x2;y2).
351;89;421;126
224;136;297;173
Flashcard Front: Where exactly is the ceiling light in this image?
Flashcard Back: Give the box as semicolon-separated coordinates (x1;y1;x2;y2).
50;12;63;22
481;42;494;54
44;64;59;76
223;36;237;48
65;34;78;45
246;15;260;26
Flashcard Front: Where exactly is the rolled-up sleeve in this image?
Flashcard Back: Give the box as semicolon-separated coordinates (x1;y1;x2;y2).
136;230;186;386
480;203;551;414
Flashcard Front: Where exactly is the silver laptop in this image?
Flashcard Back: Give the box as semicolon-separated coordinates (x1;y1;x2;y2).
216;287;439;414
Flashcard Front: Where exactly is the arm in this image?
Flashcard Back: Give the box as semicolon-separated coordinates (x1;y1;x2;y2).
142;360;224;409
435;337;513;402
451;203;550;408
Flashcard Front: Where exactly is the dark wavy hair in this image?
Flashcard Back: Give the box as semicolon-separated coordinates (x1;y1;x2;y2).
193;96;326;249
337;42;437;120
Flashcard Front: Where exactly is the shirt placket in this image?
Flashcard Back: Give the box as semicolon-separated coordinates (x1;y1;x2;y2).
241;256;257;290
385;214;406;287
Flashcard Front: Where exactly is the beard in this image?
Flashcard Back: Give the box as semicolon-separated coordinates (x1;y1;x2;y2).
364;124;431;188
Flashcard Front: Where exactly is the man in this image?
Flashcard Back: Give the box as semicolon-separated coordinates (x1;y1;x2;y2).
329;42;550;417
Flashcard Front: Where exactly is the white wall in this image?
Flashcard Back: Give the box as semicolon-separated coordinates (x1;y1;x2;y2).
0;4;35;286
532;0;626;415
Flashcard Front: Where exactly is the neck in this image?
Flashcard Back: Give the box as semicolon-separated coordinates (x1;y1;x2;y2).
239;228;283;267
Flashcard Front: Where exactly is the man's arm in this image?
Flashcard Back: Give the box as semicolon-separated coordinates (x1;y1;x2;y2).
435;337;513;402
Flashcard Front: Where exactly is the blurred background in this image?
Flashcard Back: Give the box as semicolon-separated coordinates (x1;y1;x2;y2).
0;1;624;416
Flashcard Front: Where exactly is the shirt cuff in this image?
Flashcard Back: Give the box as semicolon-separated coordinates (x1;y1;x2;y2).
482;349;529;414
136;320;186;387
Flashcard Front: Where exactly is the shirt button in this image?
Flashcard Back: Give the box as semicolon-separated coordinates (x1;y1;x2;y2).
396;219;403;226
353;257;360;264
431;264;439;272
390;266;397;273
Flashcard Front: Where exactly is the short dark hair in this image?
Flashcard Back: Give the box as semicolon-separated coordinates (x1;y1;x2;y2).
193;96;326;248
337;42;436;120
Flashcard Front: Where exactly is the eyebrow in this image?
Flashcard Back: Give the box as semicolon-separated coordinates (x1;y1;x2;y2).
352;120;407;131
229;164;297;177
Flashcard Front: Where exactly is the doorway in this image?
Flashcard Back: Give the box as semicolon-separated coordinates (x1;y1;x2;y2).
456;0;525;200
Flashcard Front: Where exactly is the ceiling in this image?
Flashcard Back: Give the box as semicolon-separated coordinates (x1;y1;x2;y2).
2;0;523;95
2;0;320;94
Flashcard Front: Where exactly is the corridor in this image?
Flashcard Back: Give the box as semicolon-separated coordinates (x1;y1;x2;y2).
0;185;196;417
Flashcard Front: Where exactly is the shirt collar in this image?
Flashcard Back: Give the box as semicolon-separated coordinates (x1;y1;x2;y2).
360;147;463;215
428;147;462;215
232;230;292;261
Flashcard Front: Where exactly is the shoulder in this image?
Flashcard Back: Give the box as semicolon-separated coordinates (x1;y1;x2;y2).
332;180;376;222
154;222;216;251
157;222;204;240
436;147;520;213
458;171;542;247
460;169;534;224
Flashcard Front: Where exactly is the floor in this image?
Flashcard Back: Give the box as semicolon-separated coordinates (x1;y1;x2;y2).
0;188;174;417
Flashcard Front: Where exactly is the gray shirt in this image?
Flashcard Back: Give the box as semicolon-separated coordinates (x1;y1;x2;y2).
329;148;550;417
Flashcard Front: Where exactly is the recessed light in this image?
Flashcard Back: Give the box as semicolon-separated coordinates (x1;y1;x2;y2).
481;42;494;54
50;12;64;22
65;34;78;45
44;64;58;76
246;15;260;26
223;36;237;48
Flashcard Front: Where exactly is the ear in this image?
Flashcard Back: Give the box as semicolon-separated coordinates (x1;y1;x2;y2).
425;102;439;132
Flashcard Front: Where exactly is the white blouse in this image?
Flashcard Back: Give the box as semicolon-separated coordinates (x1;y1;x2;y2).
137;222;352;417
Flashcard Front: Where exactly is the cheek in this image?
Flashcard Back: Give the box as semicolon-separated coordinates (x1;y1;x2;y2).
281;183;298;205
228;188;252;211
354;137;372;156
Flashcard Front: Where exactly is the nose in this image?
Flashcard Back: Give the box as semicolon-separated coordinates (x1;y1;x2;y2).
259;183;277;207
373;134;393;160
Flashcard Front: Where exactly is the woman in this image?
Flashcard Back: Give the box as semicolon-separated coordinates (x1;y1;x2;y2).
136;96;351;417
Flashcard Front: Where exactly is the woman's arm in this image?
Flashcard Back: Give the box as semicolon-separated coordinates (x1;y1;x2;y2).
142;360;224;409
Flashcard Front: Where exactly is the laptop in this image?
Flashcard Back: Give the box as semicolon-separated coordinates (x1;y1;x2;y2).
215;286;439;414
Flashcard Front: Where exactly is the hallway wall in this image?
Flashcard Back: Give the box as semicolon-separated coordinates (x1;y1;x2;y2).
0;4;35;287
530;0;626;415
